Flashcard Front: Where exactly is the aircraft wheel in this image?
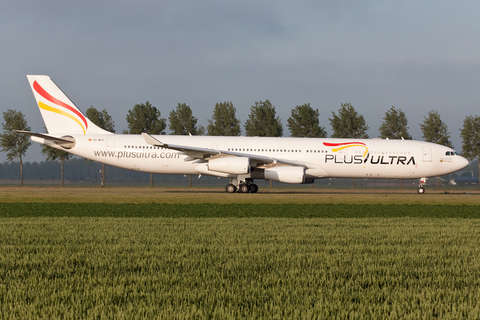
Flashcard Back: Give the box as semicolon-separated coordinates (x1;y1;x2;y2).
249;184;259;193
417;187;425;194
226;184;237;193
239;184;249;193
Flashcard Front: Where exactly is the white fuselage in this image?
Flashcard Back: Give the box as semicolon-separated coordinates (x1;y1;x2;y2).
40;134;468;181
24;74;469;191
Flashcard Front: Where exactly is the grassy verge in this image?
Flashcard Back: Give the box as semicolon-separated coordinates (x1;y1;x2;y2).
1;186;479;205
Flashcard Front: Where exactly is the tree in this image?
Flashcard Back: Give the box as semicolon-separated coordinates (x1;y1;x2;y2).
168;103;205;187
287;103;327;138
124;101;166;187
86;106;115;133
123;101;166;135
329;103;369;189
0;109;32;186
460;115;480;189
207;102;241;136
244;100;283;137
379;106;412;140
420;111;453;190
41;140;72;187
169;103;205;135
419;110;452;147
86;106;116;187
329;103;369;138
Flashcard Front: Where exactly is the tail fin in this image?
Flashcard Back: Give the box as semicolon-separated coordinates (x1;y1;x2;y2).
26;75;111;135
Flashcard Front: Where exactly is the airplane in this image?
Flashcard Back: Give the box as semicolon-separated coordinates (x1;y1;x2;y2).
17;75;469;194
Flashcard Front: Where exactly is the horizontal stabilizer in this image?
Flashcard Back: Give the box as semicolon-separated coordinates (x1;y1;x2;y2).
15;130;75;148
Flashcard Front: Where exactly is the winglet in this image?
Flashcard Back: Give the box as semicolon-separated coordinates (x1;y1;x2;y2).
141;132;165;147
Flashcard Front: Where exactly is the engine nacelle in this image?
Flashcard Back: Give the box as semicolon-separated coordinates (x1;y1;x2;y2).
57;135;76;149
208;157;250;174
264;166;305;184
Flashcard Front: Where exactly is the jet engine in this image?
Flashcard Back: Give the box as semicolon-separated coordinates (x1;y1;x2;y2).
264;166;306;183
208;157;250;174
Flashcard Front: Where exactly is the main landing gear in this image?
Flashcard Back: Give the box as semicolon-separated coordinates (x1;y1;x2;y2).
417;177;427;194
225;179;259;193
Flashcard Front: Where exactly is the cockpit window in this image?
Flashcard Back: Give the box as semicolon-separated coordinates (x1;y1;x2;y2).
445;151;460;156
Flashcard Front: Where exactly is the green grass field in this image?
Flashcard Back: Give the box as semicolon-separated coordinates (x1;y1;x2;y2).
1;203;480;218
1;187;480;319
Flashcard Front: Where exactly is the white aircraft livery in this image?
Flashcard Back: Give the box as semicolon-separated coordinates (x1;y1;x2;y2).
18;75;469;194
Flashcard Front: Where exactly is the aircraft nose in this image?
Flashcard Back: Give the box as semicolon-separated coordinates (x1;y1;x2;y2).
458;155;469;170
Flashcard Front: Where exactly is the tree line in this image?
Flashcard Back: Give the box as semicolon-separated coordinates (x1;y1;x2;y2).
1;100;480;187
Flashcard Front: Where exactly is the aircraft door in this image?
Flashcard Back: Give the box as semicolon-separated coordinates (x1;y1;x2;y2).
106;138;115;151
422;146;432;162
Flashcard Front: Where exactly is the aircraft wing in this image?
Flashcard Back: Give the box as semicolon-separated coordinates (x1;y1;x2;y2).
141;133;312;168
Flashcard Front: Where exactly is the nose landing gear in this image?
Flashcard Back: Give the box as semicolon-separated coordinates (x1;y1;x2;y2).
417;177;427;194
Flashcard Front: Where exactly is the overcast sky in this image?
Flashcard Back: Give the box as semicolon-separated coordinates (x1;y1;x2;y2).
2;0;480;163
